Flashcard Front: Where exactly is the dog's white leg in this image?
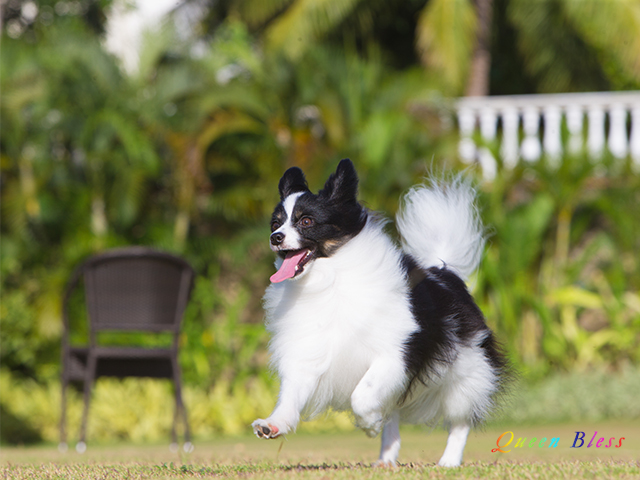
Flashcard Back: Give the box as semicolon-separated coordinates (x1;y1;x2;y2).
437;423;470;467
376;410;401;467
351;357;405;438
252;371;317;439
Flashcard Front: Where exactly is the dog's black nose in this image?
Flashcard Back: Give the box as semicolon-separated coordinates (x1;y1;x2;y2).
271;232;285;246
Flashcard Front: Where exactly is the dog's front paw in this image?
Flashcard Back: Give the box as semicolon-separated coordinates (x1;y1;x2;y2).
252;419;281;439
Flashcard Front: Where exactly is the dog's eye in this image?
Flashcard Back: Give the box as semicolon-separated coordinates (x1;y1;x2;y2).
271;221;281;232
299;217;314;228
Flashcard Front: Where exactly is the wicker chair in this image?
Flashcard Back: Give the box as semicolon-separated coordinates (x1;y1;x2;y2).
59;247;195;453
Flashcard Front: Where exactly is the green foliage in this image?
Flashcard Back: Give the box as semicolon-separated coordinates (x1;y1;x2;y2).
1;367;640;452
472;152;640;377
0;369;355;444
0;404;42;446
232;0;640;95
496;366;640;426
416;0;477;94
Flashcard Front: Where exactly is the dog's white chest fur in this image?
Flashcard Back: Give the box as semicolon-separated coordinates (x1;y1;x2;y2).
263;219;417;417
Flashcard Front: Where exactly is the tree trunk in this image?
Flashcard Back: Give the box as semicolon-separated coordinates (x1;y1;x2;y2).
465;0;493;96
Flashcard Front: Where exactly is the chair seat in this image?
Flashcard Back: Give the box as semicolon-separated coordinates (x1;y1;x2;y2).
92;346;174;358
67;347;175;381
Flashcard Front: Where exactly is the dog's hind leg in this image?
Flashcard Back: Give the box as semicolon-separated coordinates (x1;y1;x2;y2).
375;410;401;467
437;422;470;467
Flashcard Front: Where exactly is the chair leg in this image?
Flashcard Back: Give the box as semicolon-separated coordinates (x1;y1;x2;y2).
180;389;192;447
170;390;179;448
78;355;96;453
179;386;191;445
59;374;68;451
171;357;191;448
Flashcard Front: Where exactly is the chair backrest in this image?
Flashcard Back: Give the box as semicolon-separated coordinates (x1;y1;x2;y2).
76;247;195;334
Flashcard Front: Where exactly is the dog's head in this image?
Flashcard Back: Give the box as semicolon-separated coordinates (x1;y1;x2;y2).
269;159;366;283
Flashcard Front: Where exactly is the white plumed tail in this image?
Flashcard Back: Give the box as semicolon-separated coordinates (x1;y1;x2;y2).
396;175;485;281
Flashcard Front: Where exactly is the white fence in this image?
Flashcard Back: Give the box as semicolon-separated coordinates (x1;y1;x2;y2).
456;91;640;180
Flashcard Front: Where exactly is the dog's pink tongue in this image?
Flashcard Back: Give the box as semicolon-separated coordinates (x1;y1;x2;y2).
270;250;307;283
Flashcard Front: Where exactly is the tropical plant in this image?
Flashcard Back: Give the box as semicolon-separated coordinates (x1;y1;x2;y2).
507;0;640;92
475;151;640;377
226;0;640;95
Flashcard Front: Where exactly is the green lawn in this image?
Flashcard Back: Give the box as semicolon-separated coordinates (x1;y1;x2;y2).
2;421;639;479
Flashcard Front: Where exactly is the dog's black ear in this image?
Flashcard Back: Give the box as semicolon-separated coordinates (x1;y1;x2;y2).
278;167;309;200
319;159;359;203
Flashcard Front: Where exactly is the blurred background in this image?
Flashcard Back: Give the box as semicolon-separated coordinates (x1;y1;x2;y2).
1;0;639;446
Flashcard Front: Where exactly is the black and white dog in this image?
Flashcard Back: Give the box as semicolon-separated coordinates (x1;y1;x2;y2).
252;159;507;467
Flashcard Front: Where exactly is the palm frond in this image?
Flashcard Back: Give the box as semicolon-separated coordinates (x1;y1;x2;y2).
416;0;477;94
563;0;640;85
235;0;295;27
508;0;610;92
264;0;364;59
136;20;181;83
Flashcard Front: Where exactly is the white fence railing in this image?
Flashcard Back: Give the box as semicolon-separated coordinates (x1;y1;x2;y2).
456;91;640;180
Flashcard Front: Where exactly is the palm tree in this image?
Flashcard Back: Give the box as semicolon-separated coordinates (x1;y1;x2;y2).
465;0;493;96
507;0;640;92
423;0;640;94
226;0;640;95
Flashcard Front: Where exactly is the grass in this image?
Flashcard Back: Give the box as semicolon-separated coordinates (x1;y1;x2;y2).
2;421;639;479
2;461;639;480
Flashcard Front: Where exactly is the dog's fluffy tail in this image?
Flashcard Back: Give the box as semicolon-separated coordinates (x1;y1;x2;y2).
396;175;485;281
